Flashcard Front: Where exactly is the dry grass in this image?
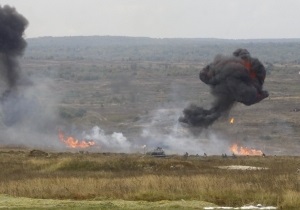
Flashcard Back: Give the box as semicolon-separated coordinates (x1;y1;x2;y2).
0;149;299;209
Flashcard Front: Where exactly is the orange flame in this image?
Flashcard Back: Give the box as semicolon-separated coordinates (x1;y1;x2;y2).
229;117;234;124
243;60;256;79
230;143;263;156
58;129;95;148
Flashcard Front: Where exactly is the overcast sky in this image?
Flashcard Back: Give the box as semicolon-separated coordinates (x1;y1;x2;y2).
0;0;299;39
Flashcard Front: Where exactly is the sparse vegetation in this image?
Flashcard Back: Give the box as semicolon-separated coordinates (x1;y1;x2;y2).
1;37;300;209
59;107;87;120
0;150;299;209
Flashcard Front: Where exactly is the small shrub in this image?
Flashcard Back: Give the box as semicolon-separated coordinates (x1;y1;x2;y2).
59;107;87;119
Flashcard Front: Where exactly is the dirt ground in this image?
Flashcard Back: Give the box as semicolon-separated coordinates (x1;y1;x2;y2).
53;61;300;155
2;54;300;155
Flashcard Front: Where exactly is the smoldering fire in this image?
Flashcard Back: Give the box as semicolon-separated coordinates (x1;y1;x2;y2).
179;48;269;128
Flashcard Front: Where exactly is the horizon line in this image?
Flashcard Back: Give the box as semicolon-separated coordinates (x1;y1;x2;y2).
25;35;300;41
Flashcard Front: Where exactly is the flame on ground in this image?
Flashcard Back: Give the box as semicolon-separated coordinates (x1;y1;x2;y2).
58;129;96;148
229;117;235;124
230;143;263;156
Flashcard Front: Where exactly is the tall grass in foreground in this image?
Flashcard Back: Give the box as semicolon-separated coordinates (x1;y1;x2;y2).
0;150;299;209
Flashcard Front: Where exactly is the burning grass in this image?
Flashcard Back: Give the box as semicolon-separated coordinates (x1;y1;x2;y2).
0;149;299;209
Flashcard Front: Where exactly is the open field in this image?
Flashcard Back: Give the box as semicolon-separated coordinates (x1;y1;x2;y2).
15;46;300;155
0;37;300;209
0;149;299;209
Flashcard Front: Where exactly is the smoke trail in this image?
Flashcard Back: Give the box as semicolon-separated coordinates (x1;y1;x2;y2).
0;5;31;126
179;49;269;127
0;5;28;88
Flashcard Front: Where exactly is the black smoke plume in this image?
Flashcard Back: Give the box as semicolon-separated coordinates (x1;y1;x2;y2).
0;5;28;87
179;49;269;127
0;5;30;126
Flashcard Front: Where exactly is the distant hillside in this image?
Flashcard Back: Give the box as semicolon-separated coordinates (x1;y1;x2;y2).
25;36;300;63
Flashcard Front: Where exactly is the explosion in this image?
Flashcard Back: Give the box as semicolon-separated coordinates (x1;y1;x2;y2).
179;49;269;127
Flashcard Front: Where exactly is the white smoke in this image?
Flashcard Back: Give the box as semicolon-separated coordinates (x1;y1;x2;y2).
138;108;231;155
0;78;61;149
84;126;131;152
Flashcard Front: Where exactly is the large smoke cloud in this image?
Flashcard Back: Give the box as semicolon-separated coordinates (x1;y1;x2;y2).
0;5;31;126
179;49;269;127
138;108;231;155
0;5;61;149
0;5;28;87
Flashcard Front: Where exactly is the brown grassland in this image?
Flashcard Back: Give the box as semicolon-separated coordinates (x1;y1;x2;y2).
0;149;299;209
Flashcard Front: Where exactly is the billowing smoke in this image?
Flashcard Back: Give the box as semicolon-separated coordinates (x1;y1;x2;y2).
84;126;131;152
179;49;269;127
0;5;28;88
0;5;31;126
0;5;60;148
138;108;231;155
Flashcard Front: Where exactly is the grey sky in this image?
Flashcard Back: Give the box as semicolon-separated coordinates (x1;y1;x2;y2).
0;0;299;39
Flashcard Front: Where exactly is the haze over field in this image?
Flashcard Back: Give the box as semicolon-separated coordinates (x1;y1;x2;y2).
0;3;299;156
0;0;299;39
